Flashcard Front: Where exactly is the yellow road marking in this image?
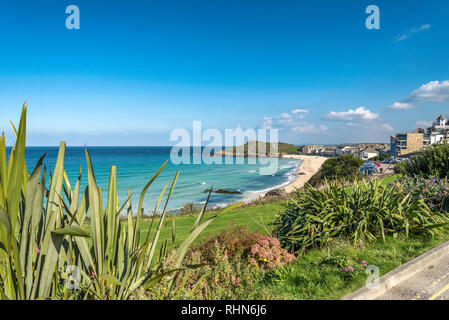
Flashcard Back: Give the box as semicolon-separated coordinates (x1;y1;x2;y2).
429;282;449;300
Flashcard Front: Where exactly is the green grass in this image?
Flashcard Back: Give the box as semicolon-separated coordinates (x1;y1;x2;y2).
259;232;449;299
138;200;287;248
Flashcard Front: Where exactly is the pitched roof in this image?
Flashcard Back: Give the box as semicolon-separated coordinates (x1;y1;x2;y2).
362;147;378;153
437;114;447;121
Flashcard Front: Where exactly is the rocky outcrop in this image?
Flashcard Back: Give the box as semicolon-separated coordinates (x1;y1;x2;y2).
264;188;286;198
204;189;242;194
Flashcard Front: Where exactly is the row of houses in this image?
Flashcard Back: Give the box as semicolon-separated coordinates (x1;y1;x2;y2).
299;144;389;160
298;114;449;160
390;114;449;157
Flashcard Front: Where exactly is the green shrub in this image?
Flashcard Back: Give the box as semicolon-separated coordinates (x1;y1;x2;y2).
396;143;449;179
393;160;409;175
143;240;267;300
401;176;449;214
308;154;363;187
271;180;448;253
142;225;296;300
368;154;391;162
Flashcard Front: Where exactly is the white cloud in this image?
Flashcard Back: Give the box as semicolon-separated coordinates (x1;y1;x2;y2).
407;80;449;103
387;102;415;110
323;107;392;135
262;108;311;129
261;117;274;129
261;109;326;134
292;124;328;133
416;120;433;128
291;109;310;116
324;106;379;121
280;112;291;119
395;24;431;42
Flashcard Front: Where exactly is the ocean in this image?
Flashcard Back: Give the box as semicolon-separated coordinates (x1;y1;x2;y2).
8;146;301;214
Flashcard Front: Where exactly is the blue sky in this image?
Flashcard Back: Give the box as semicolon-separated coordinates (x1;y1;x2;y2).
0;0;448;146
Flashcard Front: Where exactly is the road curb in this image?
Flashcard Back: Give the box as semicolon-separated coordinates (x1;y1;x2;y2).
343;239;449;300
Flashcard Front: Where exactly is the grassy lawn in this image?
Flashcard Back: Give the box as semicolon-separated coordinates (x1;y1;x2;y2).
138;200;287;248
259;232;449;299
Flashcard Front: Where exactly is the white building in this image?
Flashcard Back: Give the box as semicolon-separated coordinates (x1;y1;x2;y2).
336;146;359;156
359;147;379;160
422;114;449;147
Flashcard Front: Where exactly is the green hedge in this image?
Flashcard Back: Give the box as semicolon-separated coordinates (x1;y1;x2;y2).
308;154;363;187
395;143;449;179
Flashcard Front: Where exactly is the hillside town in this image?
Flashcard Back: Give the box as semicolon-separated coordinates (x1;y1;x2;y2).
299;114;449;160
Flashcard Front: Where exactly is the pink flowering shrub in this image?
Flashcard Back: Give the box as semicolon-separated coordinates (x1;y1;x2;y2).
143;240;268;300
248;235;296;269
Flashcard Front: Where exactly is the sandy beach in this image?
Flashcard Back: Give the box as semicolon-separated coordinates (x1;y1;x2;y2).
245;154;327;201
281;155;327;193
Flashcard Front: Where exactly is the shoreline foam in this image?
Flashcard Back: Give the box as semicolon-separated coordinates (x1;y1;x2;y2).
242;154;327;203
281;155;327;193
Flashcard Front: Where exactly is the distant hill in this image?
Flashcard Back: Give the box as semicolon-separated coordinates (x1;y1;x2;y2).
215;141;299;157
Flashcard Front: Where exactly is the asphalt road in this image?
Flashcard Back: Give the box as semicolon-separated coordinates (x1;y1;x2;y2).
377;252;449;300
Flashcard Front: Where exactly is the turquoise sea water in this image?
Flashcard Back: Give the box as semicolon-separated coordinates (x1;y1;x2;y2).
9;147;301;214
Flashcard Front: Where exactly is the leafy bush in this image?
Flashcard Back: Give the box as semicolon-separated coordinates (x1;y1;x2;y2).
393;160;409;175
192;224;260;261
143;225;295;299
308;154;363;187
248;236;296;269
0;103;214;300
396;143;449;179
272;180;448;253
401;176;449;214
368;154;391;162
143;240;267;300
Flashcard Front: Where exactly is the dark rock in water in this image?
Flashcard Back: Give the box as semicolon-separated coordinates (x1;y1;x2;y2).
204;188;242;194
264;188;286;198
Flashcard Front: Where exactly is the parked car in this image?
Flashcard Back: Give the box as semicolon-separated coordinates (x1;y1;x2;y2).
359;162;377;176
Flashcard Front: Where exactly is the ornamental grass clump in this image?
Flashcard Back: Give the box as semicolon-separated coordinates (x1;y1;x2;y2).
272;180;448;253
0;102;215;300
